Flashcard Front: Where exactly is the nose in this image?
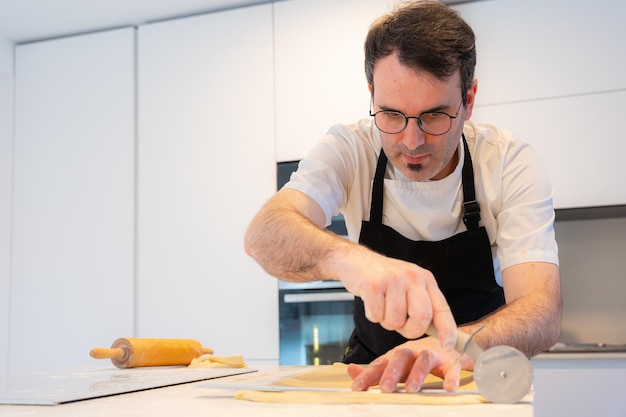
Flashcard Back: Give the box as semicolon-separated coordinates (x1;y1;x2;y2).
402;118;427;150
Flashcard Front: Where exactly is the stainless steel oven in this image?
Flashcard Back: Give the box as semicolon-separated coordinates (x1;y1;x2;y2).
277;161;353;365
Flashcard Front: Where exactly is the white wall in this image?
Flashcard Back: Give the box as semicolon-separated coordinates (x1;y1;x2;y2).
0;35;13;379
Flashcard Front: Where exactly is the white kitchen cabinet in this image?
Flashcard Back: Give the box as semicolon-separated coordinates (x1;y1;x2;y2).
274;0;396;162
137;4;278;360
457;0;626;106
10;28;135;372
0;47;13;378
471;91;626;209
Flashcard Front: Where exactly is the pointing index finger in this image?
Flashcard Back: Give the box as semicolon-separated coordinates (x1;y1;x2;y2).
426;280;457;351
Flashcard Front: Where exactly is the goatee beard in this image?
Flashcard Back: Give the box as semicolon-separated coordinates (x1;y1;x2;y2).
407;163;423;172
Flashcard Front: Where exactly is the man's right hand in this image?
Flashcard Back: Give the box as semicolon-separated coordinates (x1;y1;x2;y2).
245;188;457;350
329;244;457;351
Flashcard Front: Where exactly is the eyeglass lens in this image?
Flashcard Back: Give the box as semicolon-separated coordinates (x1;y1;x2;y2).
374;111;452;135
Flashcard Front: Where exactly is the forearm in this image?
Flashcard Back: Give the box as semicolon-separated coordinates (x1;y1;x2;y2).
459;264;562;357
461;299;559;358
244;191;352;282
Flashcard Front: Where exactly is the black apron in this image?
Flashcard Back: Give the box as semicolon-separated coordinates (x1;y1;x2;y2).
343;135;505;364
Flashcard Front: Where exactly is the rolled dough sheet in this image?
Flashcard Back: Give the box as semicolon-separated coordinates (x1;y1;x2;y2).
235;389;487;405
235;363;487;405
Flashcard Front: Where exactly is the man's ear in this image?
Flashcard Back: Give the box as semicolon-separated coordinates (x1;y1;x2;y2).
464;79;478;121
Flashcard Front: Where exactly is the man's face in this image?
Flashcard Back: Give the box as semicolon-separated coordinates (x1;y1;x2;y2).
370;51;475;181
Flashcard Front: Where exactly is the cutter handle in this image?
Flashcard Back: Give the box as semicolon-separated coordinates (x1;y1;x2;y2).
425;323;485;359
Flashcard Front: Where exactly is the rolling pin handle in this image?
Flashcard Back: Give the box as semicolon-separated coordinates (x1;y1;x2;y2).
90;347;125;360
202;347;214;355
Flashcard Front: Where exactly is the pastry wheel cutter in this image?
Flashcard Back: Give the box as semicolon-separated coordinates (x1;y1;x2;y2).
427;323;533;403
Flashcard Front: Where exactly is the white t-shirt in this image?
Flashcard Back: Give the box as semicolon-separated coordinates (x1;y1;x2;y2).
284;119;559;286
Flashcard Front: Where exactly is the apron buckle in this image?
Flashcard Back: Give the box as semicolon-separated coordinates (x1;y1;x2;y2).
463;200;481;229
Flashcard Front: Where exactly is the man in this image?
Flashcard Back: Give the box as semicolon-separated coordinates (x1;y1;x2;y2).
244;0;561;393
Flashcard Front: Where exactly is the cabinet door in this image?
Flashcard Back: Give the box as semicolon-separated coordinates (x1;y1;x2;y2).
137;4;278;360
457;0;626;106
274;0;393;162
0;62;13;378
11;28;135;372
471;91;626;209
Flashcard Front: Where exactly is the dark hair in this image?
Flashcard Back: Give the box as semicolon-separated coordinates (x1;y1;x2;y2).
364;0;476;105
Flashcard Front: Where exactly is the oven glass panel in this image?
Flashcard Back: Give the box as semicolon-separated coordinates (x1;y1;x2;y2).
279;289;354;365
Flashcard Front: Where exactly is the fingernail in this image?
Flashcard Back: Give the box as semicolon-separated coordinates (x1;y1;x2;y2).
452;379;459;390
380;380;394;393
445;380;459;392
352;381;364;391
405;382;420;393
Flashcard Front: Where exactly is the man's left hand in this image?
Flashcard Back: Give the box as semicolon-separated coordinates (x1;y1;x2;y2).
347;337;472;393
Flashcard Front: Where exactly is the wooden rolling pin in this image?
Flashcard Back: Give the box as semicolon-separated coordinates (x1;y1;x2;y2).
90;338;214;369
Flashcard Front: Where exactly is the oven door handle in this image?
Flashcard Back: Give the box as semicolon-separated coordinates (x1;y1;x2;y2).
283;292;355;303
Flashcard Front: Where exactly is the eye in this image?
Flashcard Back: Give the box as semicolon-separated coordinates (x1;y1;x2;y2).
381;111;405;122
420;112;446;123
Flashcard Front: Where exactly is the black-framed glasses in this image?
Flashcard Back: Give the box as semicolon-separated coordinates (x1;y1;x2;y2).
369;98;463;135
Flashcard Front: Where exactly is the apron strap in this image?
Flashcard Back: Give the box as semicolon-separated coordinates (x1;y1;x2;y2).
370;134;481;230
370;148;388;224
461;135;481;231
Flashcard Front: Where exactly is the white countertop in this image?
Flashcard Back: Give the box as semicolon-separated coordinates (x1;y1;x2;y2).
0;364;532;417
